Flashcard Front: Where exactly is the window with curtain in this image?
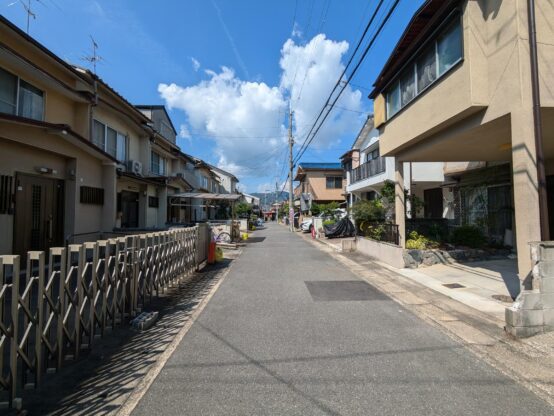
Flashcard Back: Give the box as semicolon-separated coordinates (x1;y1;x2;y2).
438;21;463;76
417;45;437;93
116;133;127;162
400;68;416;107
385;16;462;120
0;67;17;115
386;82;401;118
18;80;44;120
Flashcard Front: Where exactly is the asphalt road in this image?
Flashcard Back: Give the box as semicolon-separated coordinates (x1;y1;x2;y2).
131;223;552;415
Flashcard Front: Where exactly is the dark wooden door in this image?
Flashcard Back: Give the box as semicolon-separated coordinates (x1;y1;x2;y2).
424;188;443;218
121;190;139;228
14;174;64;259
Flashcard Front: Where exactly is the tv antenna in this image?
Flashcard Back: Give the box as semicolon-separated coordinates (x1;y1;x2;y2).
8;0;38;34
82;36;103;75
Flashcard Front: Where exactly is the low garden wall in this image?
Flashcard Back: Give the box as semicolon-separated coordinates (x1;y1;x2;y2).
353;237;512;269
355;237;405;269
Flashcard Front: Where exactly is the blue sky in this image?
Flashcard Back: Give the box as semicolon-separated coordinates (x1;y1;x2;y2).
1;0;424;192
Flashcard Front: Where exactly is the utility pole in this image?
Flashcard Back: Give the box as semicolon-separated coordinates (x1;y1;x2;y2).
288;107;294;232
275;180;279;222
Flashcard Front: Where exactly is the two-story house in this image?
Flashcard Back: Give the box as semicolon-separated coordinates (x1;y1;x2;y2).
342;116;444;218
369;0;554;278
368;0;554;335
294;163;346;213
208;164;239;194
0;16;120;257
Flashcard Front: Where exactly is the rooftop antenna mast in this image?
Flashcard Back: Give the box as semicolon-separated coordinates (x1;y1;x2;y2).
82;36;102;75
8;0;36;34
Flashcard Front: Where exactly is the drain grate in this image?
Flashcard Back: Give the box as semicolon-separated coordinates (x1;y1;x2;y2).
443;283;465;289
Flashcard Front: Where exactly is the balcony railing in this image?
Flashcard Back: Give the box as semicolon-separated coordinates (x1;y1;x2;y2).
350;157;386;183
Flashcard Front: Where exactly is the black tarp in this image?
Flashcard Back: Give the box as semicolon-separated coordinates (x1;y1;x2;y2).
323;217;356;239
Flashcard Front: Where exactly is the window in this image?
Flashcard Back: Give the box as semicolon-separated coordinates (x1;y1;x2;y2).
18;80;44;120
417;45;437;93
106;127;117;158
386;82;400;118
385;17;462;119
151;151;166;175
92;120;128;161
148;196;159;208
326;176;342;189
201;176;209;189
93;120;105;148
400;68;416;107
0;67;44;120
366;148;380;162
159;120;174;141
116;133;127;161
80;186;104;205
0;68;17;115
438;21;463;76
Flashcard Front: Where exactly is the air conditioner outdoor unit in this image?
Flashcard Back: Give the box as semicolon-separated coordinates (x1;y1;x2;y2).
126;160;143;176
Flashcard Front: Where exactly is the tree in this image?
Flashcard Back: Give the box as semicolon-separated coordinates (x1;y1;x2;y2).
235;202;251;218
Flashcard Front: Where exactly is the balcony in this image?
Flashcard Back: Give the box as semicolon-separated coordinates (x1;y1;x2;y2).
350;158;386;183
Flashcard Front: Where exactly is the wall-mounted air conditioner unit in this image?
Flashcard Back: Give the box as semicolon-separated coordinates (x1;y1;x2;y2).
126;160;143;176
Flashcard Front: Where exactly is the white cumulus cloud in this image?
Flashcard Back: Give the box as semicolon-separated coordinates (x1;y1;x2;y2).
158;33;365;183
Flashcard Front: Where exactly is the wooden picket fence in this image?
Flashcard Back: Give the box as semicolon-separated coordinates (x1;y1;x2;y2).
0;226;205;408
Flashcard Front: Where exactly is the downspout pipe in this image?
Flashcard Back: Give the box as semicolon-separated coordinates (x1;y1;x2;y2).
527;0;549;241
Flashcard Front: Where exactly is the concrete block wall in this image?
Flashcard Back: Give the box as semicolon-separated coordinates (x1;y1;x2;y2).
505;241;554;337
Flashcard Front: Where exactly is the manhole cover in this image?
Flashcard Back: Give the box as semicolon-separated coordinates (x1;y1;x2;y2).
492;294;514;303
305;280;388;302
443;283;465;289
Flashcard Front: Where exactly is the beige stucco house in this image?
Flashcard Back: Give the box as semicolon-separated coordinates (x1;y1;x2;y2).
370;0;554;278
0;16;122;257
294;163;346;213
369;0;554;335
0;16;206;257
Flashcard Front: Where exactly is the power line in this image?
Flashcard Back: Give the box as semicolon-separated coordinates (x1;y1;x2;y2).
292;0;386;163
293;0;400;165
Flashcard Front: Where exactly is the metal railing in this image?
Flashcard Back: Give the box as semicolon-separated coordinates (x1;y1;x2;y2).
0;226;207;408
350;158;386;183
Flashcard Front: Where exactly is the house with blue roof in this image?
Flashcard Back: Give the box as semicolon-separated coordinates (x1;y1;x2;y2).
294;162;345;212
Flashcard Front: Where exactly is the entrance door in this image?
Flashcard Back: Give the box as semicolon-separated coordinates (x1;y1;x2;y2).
424;188;443;218
121;190;139;228
14;174;64;259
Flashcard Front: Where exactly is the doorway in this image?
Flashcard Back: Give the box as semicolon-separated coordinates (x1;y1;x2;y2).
14;173;64;259
120;190;139;228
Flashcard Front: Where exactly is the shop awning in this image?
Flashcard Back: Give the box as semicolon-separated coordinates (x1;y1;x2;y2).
171;192;242;201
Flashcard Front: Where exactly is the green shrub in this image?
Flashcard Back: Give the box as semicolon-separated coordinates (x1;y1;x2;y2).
451;225;486;248
323;219;336;226
365;224;385;241
352;199;385;224
406;231;439;250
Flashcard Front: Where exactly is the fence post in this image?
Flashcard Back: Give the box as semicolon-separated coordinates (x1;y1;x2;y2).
9;255;20;407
